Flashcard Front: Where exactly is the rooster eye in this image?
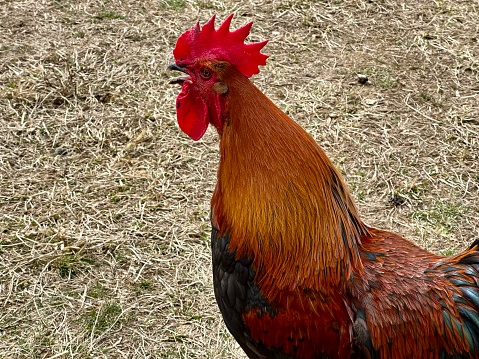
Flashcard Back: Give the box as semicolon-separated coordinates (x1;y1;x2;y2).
200;68;212;79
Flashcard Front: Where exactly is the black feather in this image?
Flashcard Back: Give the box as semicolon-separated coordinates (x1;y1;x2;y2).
211;228;282;359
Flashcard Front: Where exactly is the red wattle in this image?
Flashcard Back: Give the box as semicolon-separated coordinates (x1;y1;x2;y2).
176;84;209;141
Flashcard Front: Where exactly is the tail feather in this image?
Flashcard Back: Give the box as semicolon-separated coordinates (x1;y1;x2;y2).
443;249;479;356
457;305;479;354
460;287;479;310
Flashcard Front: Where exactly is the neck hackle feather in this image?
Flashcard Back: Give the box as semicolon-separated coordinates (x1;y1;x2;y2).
212;69;369;297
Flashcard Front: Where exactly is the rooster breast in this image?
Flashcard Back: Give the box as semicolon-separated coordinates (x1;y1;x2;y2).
211;228;280;359
211;227;357;359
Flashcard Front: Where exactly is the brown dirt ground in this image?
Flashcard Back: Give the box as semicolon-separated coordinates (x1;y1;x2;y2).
0;0;478;357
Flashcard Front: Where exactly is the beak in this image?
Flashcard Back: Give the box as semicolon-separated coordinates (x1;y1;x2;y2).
167;63;188;74
168;63;189;85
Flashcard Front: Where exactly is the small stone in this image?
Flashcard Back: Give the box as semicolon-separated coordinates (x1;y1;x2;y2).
54;147;68;156
357;74;369;84
364;98;378;106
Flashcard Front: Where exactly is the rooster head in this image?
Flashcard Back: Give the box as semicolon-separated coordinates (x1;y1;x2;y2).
168;14;268;140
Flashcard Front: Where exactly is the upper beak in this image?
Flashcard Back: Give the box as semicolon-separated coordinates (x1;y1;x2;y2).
167;63;188;74
168;63;189;85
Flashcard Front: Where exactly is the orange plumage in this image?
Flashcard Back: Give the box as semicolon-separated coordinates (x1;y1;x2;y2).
169;14;479;359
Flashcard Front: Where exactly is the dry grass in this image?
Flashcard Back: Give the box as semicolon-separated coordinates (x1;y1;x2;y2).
0;0;478;357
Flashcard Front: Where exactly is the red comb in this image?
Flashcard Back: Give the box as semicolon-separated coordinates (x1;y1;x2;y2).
173;14;269;78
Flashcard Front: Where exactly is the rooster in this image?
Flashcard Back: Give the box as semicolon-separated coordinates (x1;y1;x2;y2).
168;14;479;359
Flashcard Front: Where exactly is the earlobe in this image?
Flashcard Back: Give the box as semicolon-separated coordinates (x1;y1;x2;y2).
212;82;229;95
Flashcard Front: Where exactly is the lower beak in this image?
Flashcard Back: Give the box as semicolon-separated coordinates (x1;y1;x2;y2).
169;77;188;85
